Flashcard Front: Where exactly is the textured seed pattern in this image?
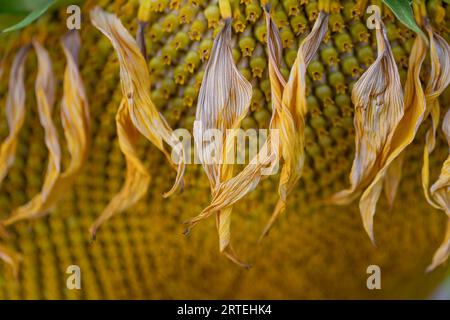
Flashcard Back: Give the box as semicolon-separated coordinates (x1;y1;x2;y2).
0;0;449;299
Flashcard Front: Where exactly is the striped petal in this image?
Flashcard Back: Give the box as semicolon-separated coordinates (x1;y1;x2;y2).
421;26;450;210
90;101;151;238
4;41;61;225
270;11;329;236
359;35;428;243
0;46;30;186
190;18;252;267
90;7;185;198
4;32;90;225
89;8;185;236
331;20;404;207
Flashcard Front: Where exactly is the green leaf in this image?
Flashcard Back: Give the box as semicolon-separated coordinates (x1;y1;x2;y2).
0;0;53;14
383;0;426;39
1;0;55;33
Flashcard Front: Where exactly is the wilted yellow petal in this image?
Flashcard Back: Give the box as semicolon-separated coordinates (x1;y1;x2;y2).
331;20;404;207
189;18;252;267
430;110;450;214
270;11;329;236
421;26;450;210
90;101;151;238
383;153;404;208
89;8;185;236
59;31;91;180
0;46;30;186
186;9;281;231
193;19;252;186
3;41;62;225
359;35;428;243
187;10;329;242
427;218;450;273
4;33;90;226
425;109;450;271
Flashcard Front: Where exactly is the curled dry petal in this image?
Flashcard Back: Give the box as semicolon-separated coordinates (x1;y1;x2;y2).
383;153;404;208
272;11;329;236
187;11;329;242
91;7;184;195
426;110;450;272
190;19;252;267
89;8;185;236
90;101;151;238
59;31;91;180
193;19;252;187
3;41;62;226
421;26;450;211
359;35;428;243
427;218;450;273
4;32;90;225
430;110;450;216
331;21;404;210
186;10;282;231
0;46;30;186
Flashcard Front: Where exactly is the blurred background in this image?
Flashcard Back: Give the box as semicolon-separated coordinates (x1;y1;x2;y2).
0;0;450;299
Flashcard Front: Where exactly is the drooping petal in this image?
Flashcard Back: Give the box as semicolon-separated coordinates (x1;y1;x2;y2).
359;35;428;243
427;110;450;272
265;6;286;131
0;45;30;186
421;26;450;209
32;40;60;200
426;218;450;273
186;10;281;231
188;11;329;242
190;18;252;267
270;11;329;235
90;101;151;238
190;143;278;223
59;31;91;179
90;7;185;198
4;33;91;226
383;153;404;208
331;20;404;206
193;18;252;187
424;109;450;272
89;8;185;236
4;41;61;225
430;110;450;217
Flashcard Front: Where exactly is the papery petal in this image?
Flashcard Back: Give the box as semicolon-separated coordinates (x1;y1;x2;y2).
272;11;329;233
4;41;61;225
0;46;30;186
187;11;280;228
90;7;185;198
88;8;185;236
90;101;150;238
426;218;450;273
426;110;450;273
59;31;91;178
194;19;252;186
331;21;404;206
430;109;450;218
359;35;428;243
191;18;252;267
422;26;450;210
383;153;404;208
